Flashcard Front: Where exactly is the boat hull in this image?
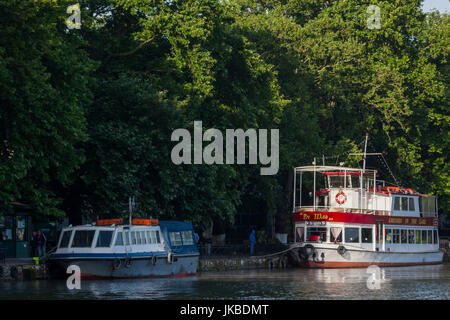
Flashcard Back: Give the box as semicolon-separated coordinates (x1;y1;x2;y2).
292;245;444;269
49;254;199;279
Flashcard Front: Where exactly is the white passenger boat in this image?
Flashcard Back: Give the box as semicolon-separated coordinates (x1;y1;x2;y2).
49;219;199;278
290;148;443;268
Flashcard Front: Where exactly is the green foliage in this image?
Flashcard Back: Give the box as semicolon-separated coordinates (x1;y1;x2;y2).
0;0;95;216
0;0;448;231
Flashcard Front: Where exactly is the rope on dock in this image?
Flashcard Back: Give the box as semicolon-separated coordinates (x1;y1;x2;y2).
248;243;302;260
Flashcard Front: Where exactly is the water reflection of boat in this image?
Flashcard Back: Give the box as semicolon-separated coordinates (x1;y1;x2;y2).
49;219;199;279
290;138;444;268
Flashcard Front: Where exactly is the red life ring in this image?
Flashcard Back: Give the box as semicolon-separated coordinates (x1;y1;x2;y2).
336;191;347;205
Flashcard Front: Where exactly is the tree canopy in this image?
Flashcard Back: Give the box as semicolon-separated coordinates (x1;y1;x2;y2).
0;0;448;234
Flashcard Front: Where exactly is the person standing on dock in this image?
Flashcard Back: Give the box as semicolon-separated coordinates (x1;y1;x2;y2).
250;229;256;256
30;231;38;257
36;230;47;257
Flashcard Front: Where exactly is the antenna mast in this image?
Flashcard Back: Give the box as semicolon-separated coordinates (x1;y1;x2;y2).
363;133;369;171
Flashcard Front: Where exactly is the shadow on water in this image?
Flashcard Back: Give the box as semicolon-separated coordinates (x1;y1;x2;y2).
0;264;449;300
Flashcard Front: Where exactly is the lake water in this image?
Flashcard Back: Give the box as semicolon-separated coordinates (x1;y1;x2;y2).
0;264;449;300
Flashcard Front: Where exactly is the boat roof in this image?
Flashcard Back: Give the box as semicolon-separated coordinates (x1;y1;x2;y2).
294;165;377;174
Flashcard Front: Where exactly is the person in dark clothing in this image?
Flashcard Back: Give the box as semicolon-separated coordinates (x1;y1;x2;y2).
36;230;47;257
249;229;256;256
30;231;38;257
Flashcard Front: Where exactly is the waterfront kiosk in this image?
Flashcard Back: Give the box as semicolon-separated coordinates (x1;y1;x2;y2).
0;202;32;258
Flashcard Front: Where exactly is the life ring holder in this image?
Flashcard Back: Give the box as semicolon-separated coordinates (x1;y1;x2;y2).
336;191;347;205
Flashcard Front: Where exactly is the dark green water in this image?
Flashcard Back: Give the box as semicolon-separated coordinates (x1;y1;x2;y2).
0;264;449;300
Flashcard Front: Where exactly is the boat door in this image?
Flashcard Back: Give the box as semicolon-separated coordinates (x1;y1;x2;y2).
123;226;132;255
375;221;383;251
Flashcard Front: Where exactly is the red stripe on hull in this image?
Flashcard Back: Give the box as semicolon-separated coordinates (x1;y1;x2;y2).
297;261;442;268
80;272;196;280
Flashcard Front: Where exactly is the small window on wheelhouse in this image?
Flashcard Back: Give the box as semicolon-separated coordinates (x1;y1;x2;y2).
169;232;182;246
392;229;400;244
155;231;161;244
306;227;327;242
181;231;194;245
59;230;72;248
401;230;407;244
408;230;415;244
72;230;96;248
345;227;359;243
409;198;415;211
142;231;147;244
421;230;427;244
351;175;360;188
385;229;392;244
415;230;421;244
115;232;123;246
330;227;342;243
401;197;408;211
96;230;113;247
295;227;305;242
427;230;432;244
361;228;372;243
146;231;152;244
124;231;130;245
131;231;137;245
394;197;400;210
433;230;438;244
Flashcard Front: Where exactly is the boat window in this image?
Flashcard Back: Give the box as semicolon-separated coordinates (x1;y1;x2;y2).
330;227;342;243
415;230;421;244
72;230;96;248
329;176;345;188
155;231;161;244
140;231;147;244
394;197;400;210
59;230;72;248
136;231;142;244
96;230;113;247
295;227;305;242
351;175;360;188
385;229;392;244
392;229;400;244
344;227;359;243
181;231;194;245
169;232;183;246
401;230;407;244
401;197;408;211
427;230;433;244
408;230;415;244
124;231;130;245
150;231;157;244
409;198;415;211
361;228;372;243
131;231;137;245
306;227;327;242
433;230;438;244
115;232;123;246
421;230;427;244
146;231;152;244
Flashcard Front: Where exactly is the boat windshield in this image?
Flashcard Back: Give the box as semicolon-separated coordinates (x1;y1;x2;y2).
71;230;95;248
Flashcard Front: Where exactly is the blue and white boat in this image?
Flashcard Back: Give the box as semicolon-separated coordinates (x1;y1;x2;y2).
49;219;199;279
